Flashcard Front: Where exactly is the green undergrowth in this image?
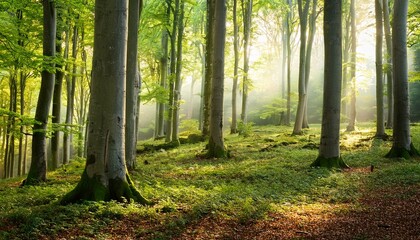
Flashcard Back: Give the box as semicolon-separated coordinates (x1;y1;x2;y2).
1;123;420;239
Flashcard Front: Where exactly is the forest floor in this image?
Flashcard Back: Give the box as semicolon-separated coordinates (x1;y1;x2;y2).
1;123;420;240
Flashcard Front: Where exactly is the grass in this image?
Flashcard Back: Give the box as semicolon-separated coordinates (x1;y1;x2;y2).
0;123;419;239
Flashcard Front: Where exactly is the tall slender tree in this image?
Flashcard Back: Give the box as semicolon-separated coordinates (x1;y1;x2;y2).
202;0;215;137
231;0;239;134
126;0;143;170
311;0;348;168
207;0;227;158
61;0;149;204
240;0;253;124
292;0;310;135
156;1;171;138
346;0;356;132
24;0;56;185
165;0;180;143
374;0;386;139
382;0;393;129
63;22;78;164
385;0;419;158
171;0;185;145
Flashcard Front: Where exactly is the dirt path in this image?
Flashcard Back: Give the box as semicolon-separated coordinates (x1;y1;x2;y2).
174;185;420;240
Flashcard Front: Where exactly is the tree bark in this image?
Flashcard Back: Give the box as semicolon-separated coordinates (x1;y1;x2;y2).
202;0;215;137
25;0;56;185
51;24;64;170
61;0;149;204
207;0;227;158
385;0;419;158
311;0;348;168
126;0;142;170
171;0;185;146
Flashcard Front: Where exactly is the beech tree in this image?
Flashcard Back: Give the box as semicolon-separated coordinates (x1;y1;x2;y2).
345;0;356;132
231;0;239;134
207;0;227;158
311;0;348;168
385;0;419;159
374;0;386;139
382;0;393;129
240;0;253;124
61;0;149;204
24;0;56;185
202;0;215;137
292;0;310;135
126;0;143;170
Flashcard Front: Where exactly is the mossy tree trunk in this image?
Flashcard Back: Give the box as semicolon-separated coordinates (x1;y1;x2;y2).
385;0;419;159
202;0;215;137
25;0;56;185
311;0;348;169
207;0;227;158
61;0;149;204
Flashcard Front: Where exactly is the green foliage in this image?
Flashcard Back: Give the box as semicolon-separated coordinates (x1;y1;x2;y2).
237;120;254;137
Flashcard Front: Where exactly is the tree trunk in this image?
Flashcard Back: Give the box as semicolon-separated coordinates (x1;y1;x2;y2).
292;0;310;135
51;26;64;170
302;0;318;129
311;0;348;168
17;9;26;176
346;0;356;132
63;23;78;164
165;0;180;143
25;0;56;185
382;0;393;129
18;71;27;176
342;6;351;120
207;0;227;158
202;0;215;137
126;0;142;170
157;2;170;138
171;0;185;146
385;0;419;158
374;0;386;139
61;0;149;204
240;0;253;124
6;73;17;178
231;0;239;134
286;0;292;126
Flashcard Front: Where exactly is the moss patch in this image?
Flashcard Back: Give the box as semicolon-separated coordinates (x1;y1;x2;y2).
311;156;350;169
385;143;420;159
